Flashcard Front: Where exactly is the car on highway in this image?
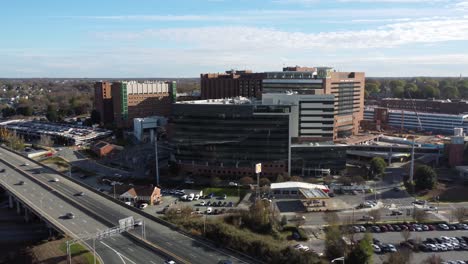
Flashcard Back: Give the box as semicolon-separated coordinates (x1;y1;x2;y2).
50;178;59;182
139;203;148;209
0;168;5;173
424;206;438;211
75;192;85;196
391;210;403;216
413;199;426;205
22;163;29;166
361;215;374;221
65;212;75;219
164;260;176;264
17;180;25;185
218;260;233;264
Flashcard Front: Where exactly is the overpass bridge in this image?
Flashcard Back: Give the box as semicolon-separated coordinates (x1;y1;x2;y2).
0;146;251;264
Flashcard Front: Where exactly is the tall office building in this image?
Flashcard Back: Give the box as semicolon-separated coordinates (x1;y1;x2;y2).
171;93;347;178
200;66;365;139
94;80;175;128
93;81;114;124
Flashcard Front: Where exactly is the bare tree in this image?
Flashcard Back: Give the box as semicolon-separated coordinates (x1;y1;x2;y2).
323;212;341;226
384;248;413;264
452;207;467;223
423;254;443;264
39;134;53;147
401;229;411;242
414;209;428;223
369;209;382;224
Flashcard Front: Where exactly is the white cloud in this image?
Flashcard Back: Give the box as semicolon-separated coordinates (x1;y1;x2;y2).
454;1;468;10
96;18;468;50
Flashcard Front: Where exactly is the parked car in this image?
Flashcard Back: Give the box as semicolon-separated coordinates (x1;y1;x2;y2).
206;207;213;214
228;182;238;186
439;224;450;230
139;203;148;209
199;201;206;206
221;194;227;200
372;244;381;253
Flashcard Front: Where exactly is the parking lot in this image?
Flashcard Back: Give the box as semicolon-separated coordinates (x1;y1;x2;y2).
350;223;468;263
146;189;240;216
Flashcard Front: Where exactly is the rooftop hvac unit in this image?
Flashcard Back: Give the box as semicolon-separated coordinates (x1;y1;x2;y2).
454;127;463;137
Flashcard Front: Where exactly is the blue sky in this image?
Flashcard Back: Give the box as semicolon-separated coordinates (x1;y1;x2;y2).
1;0;468;77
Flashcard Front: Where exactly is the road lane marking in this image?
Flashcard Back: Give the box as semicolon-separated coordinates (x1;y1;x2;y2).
166;242;172;246
127;247;134;252
150;261;156;264
100;241;136;264
82;219;87;223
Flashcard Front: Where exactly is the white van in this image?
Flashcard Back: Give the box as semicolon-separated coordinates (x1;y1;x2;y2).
188;193;195;201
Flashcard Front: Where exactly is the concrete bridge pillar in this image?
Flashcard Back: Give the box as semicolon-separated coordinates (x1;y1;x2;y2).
24;208;30;223
16;200;21;214
8;194;14;209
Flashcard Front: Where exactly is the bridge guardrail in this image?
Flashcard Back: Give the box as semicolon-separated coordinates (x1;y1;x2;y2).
0;146;260;264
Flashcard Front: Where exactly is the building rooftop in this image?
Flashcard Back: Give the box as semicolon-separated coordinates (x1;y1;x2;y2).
270;181;329;191
0;120;112;145
177;97;253;105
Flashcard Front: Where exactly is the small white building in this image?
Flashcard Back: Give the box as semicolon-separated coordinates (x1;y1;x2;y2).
270;181;330;199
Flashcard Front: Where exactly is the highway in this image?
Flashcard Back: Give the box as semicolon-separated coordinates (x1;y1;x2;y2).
0;147;249;264
0;160;166;264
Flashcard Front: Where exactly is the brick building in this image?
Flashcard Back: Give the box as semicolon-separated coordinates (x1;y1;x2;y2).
94;81;176;128
94;81;114;124
380;98;468;115
201;70;264;99
200;66;365;138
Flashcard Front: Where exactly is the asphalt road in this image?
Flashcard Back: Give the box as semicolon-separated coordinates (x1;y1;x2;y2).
0;162;166;264
0;147;250;264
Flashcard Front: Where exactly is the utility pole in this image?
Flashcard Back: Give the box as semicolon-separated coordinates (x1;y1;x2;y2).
93;237;96;264
154;131;159;186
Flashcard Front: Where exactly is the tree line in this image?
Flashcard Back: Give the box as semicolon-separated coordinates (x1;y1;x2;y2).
365;77;468;100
